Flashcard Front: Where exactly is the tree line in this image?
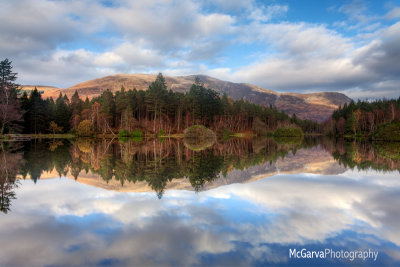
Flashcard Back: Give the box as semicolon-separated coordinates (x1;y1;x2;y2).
323;98;400;136
0;59;320;136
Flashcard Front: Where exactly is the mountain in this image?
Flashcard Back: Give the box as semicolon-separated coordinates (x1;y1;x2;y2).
21;85;61;95
37;74;352;122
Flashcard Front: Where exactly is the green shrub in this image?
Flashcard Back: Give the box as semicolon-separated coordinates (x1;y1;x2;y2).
158;129;165;137
131;129;143;138
184;125;216;139
274;127;304;137
132;136;143;142
118;129;130;137
183;125;216;151
274;136;303;145
222;129;232;141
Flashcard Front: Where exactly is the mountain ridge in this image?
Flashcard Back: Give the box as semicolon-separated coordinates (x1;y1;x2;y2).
23;73;352;122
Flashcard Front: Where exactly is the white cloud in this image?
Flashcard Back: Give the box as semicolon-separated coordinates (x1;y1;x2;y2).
203;21;400;98
249;4;288;22
1;0;399;98
385;7;400;20
216;22;371;91
228;56;369;91
113;42;164;68
0;0;76;54
93;52;124;68
104;0;235;51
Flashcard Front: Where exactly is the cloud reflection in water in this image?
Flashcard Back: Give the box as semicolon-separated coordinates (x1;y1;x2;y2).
0;169;399;266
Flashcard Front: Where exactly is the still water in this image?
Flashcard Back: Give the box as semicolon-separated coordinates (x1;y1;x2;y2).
0;138;399;266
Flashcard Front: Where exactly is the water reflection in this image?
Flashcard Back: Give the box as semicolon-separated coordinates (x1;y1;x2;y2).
1;170;399;265
1;137;400;202
10;138;319;194
0;138;399;266
0;143;21;213
323;139;400;172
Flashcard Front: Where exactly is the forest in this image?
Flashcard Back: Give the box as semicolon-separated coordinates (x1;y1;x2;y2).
323;98;400;140
2;58;400;139
0;59;319;137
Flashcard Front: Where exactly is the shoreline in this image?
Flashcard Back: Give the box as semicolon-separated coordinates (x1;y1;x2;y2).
0;132;256;140
2;133;398;141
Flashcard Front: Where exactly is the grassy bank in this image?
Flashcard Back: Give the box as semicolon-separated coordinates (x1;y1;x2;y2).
159;134;184;138
1;133;76;139
273;127;304;137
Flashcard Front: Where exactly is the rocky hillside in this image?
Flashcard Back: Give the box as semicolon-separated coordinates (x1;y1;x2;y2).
35;74;352;122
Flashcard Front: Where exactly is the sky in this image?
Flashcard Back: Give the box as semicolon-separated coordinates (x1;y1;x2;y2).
0;0;399;99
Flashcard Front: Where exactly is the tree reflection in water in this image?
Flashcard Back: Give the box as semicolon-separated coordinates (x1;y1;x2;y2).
0;137;399;208
0;143;22;213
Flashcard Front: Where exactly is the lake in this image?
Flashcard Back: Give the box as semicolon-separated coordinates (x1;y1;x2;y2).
0;137;399;266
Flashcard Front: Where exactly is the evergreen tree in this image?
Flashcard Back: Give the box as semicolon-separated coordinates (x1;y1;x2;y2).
0;59;23;134
70;90;83;115
221;93;231;116
46;97;55;122
145;73;168;132
83;97;90;109
188;77;222;125
27;88;47;134
54;93;71;132
99;89;115;128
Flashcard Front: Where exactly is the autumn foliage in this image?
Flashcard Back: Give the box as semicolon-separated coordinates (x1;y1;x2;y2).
323;99;400;138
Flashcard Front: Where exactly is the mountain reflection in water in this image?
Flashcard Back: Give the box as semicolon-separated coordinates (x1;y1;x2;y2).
0;138;399;266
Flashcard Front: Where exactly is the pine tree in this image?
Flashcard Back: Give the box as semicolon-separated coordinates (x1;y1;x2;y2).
70;90;83;115
70;91;83;129
145;73;168;132
54;93;71;133
0;59;23;134
99;89;115;131
28;88;47;134
188;77;221;126
83;97;90;109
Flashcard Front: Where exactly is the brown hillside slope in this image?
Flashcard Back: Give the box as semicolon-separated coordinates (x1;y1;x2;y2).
21;85;62;96
39;74;352;122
